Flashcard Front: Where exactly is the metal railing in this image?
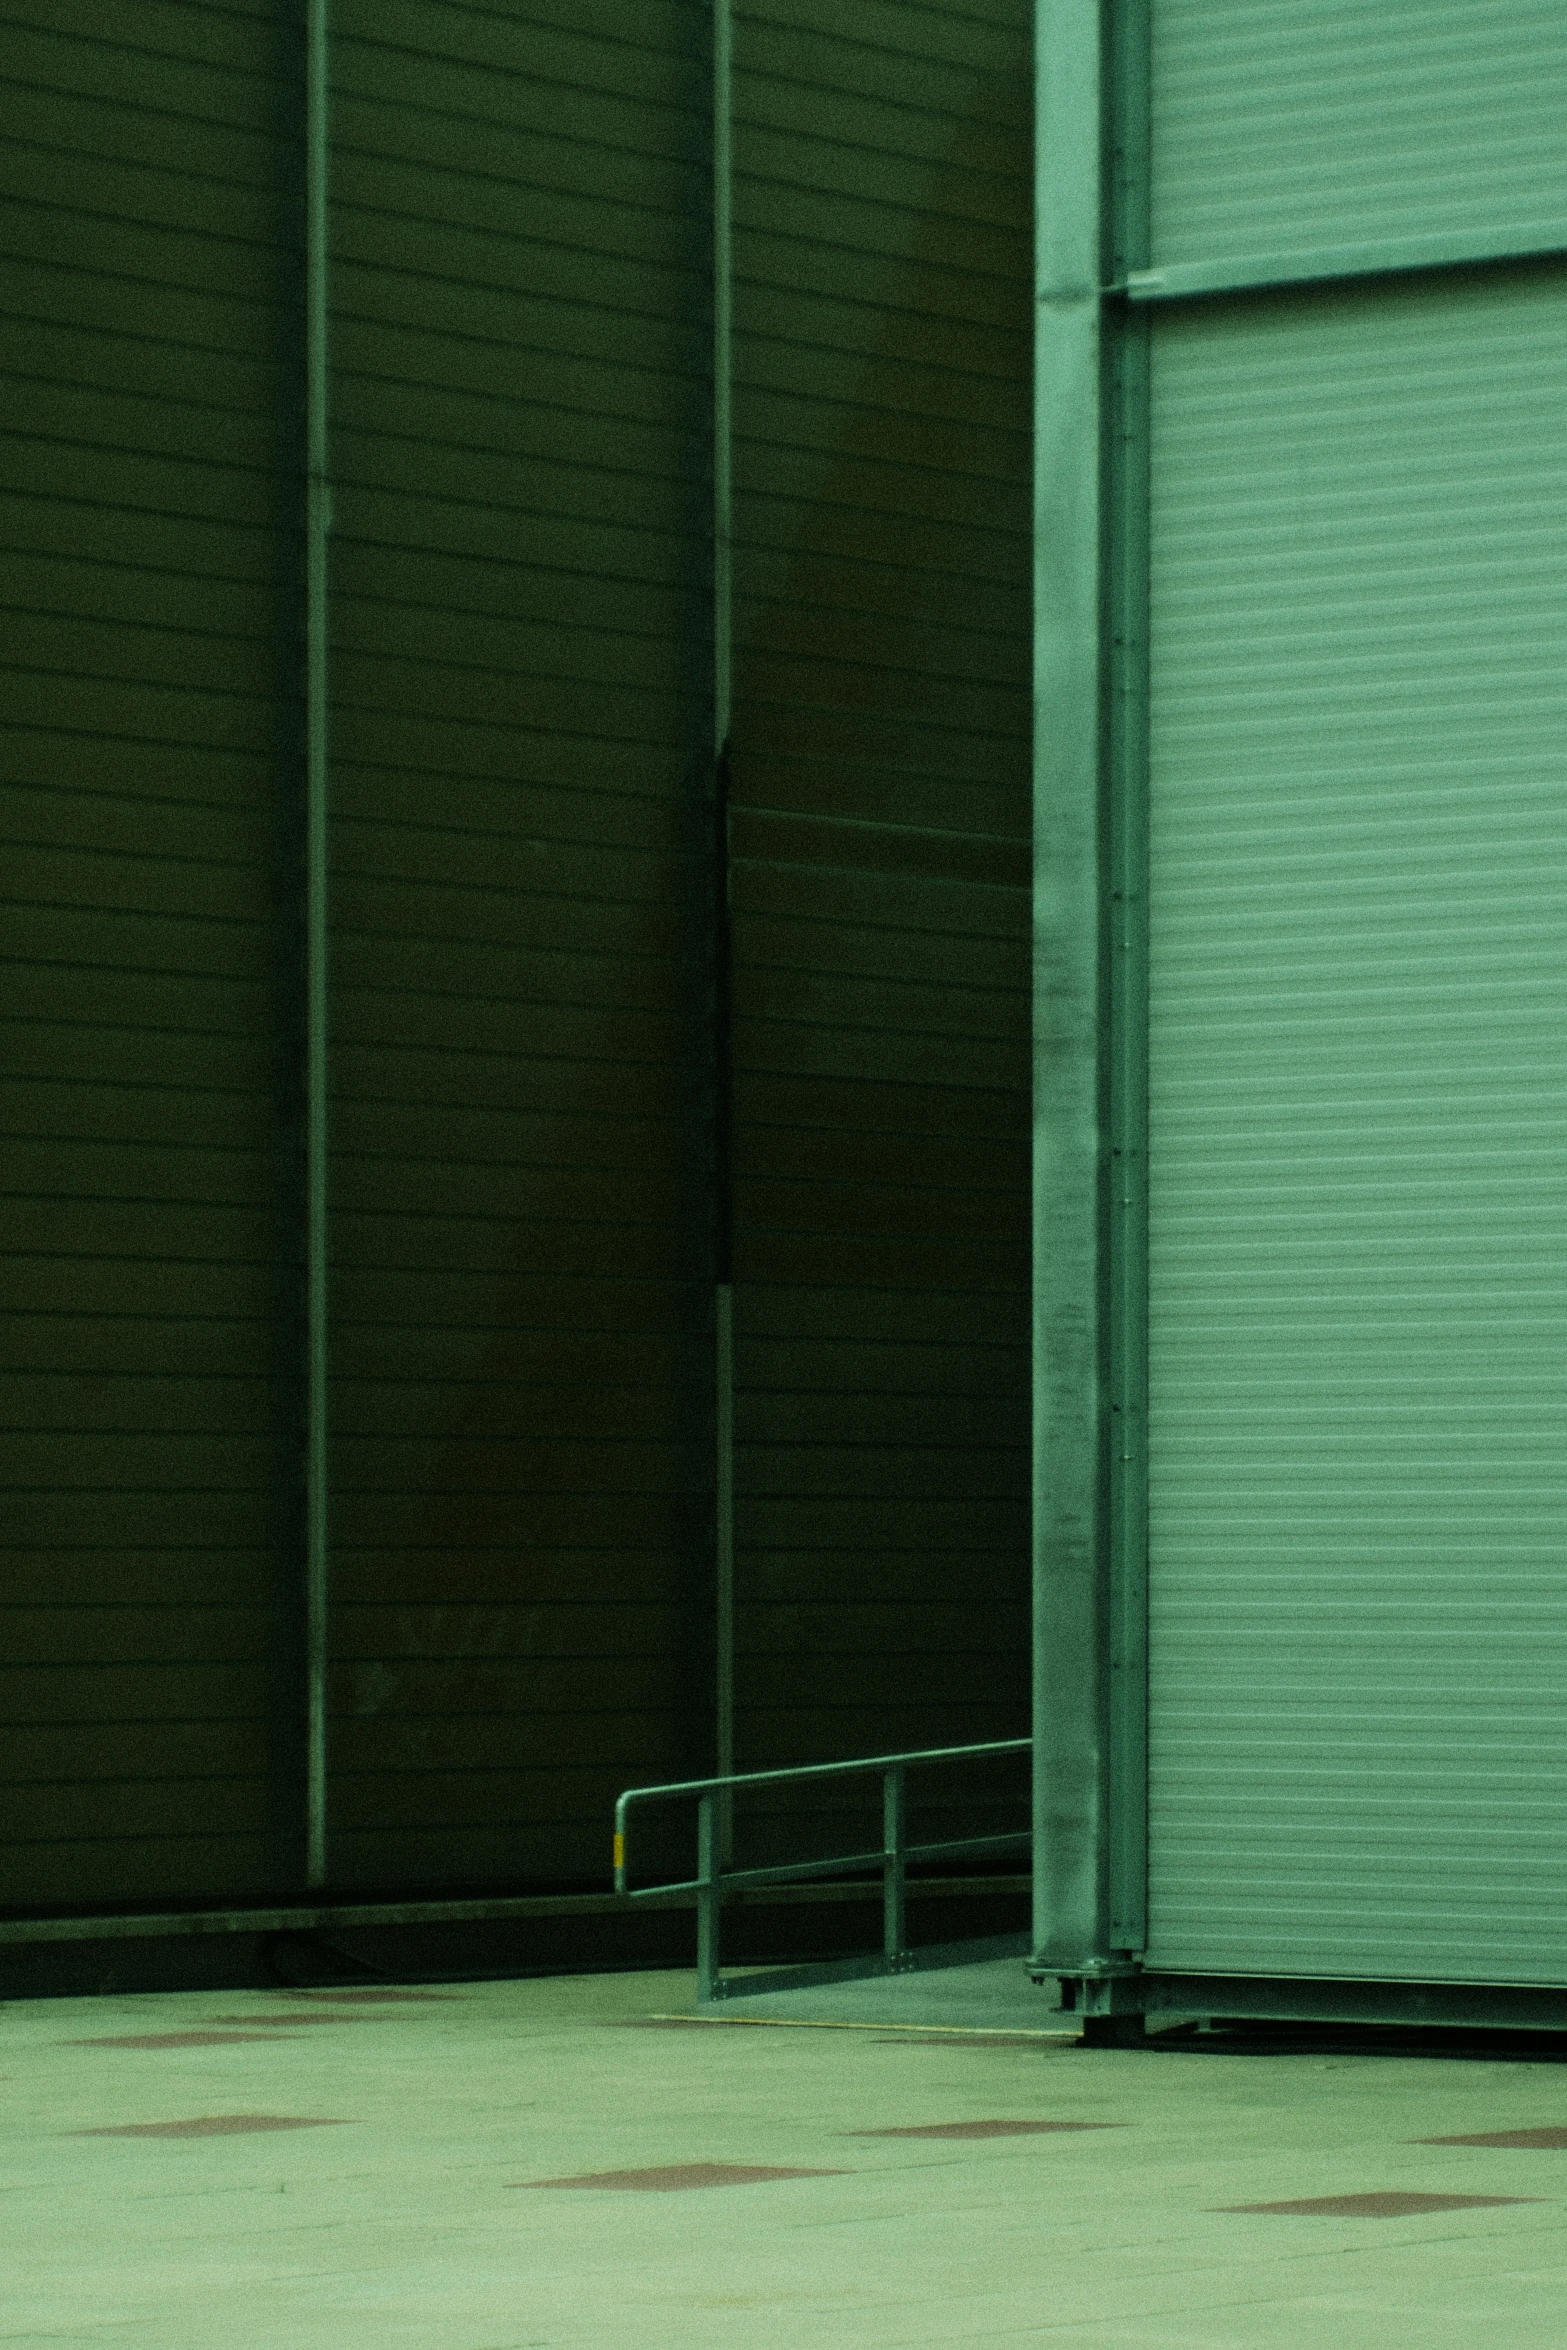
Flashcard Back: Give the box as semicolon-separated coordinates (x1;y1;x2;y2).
614;1738;1031;2004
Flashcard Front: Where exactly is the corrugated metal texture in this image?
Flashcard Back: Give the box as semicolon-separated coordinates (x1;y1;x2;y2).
729;0;1033;1864
0;0;1035;1918
1145;266;1567;1981
0;0;300;1905
324;0;713;1891
1150;1;1567;266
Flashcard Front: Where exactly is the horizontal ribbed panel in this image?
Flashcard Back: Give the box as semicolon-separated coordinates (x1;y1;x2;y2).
1146;267;1567;1983
729;0;1032;1851
324;0;1032;1884
1151;1;1567;266
323;0;714;1891
0;0;1032;1909
0;2;297;1909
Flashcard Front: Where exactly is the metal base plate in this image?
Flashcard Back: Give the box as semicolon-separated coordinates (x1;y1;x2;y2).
1051;1970;1567;2035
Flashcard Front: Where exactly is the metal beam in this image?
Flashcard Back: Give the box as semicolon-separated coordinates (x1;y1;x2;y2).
713;0;733;765
304;0;331;1891
1137;1973;1567;2034
712;0;736;1805
1032;0;1113;1976
1124;217;1567;304
1105;0;1150;1959
0;1876;1031;1948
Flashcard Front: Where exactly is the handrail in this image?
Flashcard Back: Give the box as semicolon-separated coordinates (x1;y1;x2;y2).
614;1737;1030;2003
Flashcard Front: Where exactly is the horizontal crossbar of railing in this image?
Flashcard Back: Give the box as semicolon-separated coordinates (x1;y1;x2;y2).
613;1736;1030;2003
613;1734;1029;1867
622;1831;1030;1906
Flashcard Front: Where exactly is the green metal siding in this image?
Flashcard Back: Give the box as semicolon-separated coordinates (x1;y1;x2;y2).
322;0;712;1892
730;0;1033;1864
0;0;300;1906
1150;2;1567;266
1145;266;1567;1982
0;0;1032;1917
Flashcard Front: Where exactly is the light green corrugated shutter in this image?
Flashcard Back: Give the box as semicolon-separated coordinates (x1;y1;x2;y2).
1151;0;1567;262
1145;267;1567;1982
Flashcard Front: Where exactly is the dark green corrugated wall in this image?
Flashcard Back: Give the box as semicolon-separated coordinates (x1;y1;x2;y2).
322;0;714;1892
729;0;1032;1861
0;0;1030;1914
1;0;302;1904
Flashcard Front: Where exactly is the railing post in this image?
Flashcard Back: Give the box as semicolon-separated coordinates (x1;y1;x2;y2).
883;1765;908;1970
302;0;332;1897
697;1791;722;2003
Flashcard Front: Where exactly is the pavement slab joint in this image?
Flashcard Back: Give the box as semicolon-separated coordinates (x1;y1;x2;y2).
514;2162;852;2192
1219;2191;1547;2219
69;2114;354;2138
847;2119;1124;2139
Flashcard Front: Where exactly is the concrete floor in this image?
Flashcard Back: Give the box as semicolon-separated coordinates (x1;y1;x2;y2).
6;1965;1567;2347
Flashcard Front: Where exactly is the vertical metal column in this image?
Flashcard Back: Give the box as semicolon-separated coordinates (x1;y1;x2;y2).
696;1792;722;2003
1105;0;1152;1958
712;0;737;1806
882;1765;908;1969
304;0;332;1891
1031;0;1114;1976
